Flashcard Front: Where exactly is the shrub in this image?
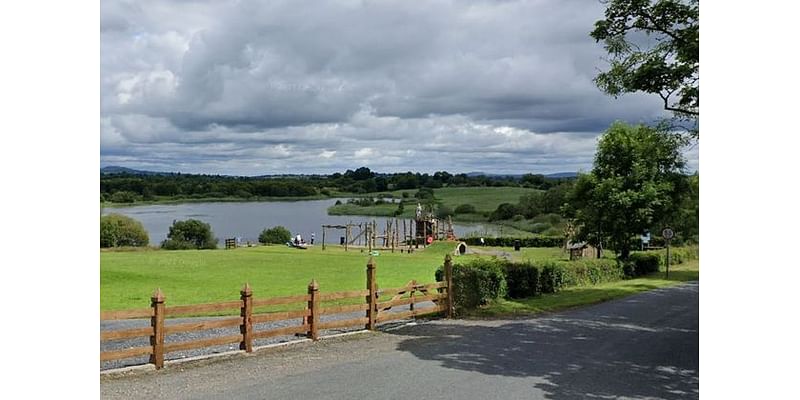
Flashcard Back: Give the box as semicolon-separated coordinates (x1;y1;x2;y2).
454;204;476;214
161;219;218;249
109;191;139;203
259;226;292;245
100;214;149;248
436;258;507;312
539;261;566;294
625;252;661;277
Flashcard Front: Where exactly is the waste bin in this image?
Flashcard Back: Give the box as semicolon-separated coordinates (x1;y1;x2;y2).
514;239;521;251
340;236;345;245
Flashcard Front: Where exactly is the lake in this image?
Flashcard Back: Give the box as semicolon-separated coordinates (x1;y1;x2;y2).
102;200;500;247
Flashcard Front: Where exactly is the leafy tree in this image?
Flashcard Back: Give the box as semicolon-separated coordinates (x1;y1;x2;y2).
259;226;292;245
435;205;454;219
100;214;149;247
490;203;521;221
517;192;544;219
568;121;688;259
591;0;699;128
161;219;218;249
394;201;405;217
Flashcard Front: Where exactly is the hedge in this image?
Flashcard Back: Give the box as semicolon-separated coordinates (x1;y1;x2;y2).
462;236;564;248
435;258;507;312
437;257;623;310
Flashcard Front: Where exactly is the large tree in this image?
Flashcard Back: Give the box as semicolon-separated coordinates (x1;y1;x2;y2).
568;121;688;259
591;0;699;127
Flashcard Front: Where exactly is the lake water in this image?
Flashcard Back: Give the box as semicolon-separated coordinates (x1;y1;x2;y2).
102;200;500;247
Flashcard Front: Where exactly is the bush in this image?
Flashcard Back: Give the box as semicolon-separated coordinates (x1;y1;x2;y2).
539;262;566;294
436;258;507;312
436;205;453;219
259;226;292;245
454;204;476;214
625;252;661;277
109;191;139;203
161;219;218;249
100;214;149;248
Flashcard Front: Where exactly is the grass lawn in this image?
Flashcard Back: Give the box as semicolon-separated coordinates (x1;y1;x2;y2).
101;242;460;311
467;260;699;318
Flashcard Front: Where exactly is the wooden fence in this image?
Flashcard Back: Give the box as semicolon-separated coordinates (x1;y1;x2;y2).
101;255;455;369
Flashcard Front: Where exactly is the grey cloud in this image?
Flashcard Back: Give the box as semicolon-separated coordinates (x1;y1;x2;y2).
101;0;696;175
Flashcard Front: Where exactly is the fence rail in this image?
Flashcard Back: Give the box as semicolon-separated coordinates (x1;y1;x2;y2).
100;255;454;369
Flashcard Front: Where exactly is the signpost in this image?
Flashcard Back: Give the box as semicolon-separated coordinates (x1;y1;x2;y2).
662;228;674;278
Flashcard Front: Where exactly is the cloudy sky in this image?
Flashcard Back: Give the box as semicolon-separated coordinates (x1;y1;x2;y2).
100;0;698;176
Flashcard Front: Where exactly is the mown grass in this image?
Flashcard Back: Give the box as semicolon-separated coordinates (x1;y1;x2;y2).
467;260;699;318
101;242;460;311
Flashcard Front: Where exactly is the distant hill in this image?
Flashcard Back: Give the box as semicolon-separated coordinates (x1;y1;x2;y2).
543;172;578;179
100;166;173;176
466;171;577;179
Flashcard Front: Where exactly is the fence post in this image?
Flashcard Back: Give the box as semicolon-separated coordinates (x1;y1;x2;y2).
444;254;454;318
366;257;377;330
307;280;320;340
240;283;253;352
149;288;165;369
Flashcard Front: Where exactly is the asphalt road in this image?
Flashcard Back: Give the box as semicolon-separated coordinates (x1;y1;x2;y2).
101;282;699;400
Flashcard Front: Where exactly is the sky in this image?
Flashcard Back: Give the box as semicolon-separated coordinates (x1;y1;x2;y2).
100;0;699;176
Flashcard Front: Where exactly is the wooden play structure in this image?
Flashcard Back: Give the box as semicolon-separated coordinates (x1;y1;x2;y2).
321;204;456;253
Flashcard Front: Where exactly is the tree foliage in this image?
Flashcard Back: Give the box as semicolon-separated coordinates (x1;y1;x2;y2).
100;214;149;248
591;0;699;125
259;226;292;245
161;219;218;249
568;122;688;259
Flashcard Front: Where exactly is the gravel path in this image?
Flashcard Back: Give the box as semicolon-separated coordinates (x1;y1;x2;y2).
101;301;436;371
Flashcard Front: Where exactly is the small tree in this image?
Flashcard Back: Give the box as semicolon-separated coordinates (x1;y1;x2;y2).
100;214;149;248
161;219;218;249
259;226;292;245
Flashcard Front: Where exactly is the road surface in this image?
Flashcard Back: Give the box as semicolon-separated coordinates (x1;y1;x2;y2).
101;282;698;399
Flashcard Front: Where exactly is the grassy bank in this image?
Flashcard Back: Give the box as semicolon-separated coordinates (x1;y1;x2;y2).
101;194;333;208
467;260;699;318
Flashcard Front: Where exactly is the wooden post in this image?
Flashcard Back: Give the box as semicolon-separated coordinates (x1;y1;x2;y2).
307;280;320;340
322;226;326;251
239;283;253;352
149;288;166;369
444;255;454;318
409;279;416;313
366;257;377;330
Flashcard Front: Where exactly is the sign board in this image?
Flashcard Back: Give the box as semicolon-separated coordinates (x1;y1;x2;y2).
662;228;674;240
640;233;651;243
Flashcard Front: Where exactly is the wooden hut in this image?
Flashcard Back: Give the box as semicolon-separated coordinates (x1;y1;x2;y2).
568;241;599;260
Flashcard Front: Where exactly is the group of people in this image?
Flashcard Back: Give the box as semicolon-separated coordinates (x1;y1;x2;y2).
293;232;315;246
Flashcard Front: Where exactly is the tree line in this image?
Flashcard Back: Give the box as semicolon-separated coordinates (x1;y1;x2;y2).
100;168;572;203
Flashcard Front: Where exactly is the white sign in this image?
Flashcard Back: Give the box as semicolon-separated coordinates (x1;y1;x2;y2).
640;233;651;243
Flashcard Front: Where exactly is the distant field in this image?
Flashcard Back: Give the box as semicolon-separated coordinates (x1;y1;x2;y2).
328;186;541;219
433;187;541;214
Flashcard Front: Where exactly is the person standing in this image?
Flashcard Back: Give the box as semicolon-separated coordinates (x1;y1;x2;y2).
311;232;315;245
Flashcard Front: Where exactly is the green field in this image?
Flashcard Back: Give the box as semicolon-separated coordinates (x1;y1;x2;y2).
328;186;541;219
101;242;462;311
